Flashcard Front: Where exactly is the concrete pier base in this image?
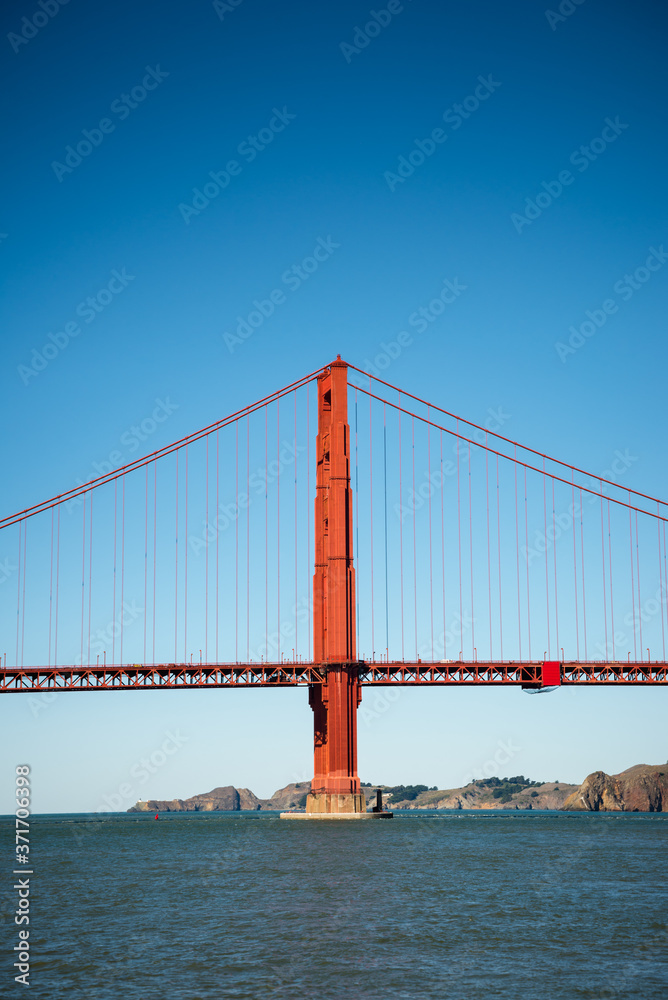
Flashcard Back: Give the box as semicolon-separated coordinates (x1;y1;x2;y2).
305;790;366;815
280;810;393;820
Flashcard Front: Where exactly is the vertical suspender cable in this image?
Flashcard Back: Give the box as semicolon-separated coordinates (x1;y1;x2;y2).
412;416;417;659
497;455;503;661
236;422;239;662
571;473;580;661
399;397;404;660
607;499;615;660
384;404;389;660
600;483;608;657
247;415;250;662
175;453;178;663
580;488;587;660
113;481;117;664
468;442;475;659
80;494;86;667
659;506;666;661
88;490;93;666
49;510;54;667
277;400;280;660
543;459;550;659
295;393;298;659
441;430;446;659
216;430;219;663
552;477;559;659
153;461;157;664
663;517;668;660
144;465;148;663
185;444;189;663
427;410;433;660
205;435;209;664
635;510;643;655
629;496;636;660
21;519;27;668
370;395;375;658
265;406;268;661
486;436;492;659
439;431;448;659
15;522;21;666
55;508;60;667
457;421;463;656
120;478;125;665
514;448;522;661
525;467;532;661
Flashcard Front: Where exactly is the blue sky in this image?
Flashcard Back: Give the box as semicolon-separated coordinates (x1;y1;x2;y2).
1;0;667;811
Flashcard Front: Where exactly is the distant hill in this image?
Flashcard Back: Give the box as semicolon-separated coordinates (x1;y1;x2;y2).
378;776;576;811
127;765;668;814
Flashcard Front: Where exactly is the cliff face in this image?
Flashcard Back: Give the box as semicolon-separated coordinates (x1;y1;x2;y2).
262;782;310;811
562;765;668;812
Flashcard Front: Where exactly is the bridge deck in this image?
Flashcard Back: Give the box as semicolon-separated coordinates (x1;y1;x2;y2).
1;660;666;692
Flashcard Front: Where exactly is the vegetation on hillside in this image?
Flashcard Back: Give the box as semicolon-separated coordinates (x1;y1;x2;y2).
385;784;438;801
473;775;544;803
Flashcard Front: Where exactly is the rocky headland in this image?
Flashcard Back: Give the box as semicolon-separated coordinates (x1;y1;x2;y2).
562;764;667;812
128;781;311;813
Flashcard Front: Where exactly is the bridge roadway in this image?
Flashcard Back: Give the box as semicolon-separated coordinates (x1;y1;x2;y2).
1;659;666;692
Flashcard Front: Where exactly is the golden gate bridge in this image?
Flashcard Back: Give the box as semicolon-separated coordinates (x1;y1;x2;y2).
1;357;666;815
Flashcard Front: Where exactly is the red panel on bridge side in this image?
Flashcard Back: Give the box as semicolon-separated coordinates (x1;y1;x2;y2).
542;661;562;686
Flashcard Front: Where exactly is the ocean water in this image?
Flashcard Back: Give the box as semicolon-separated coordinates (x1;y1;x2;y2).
2;810;667;999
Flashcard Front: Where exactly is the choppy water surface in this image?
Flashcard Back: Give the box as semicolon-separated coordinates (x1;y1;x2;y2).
2;810;667;999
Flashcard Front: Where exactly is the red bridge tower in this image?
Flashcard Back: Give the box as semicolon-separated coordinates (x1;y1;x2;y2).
306;357;366;815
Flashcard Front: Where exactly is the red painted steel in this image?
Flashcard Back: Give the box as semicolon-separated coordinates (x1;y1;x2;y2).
2;660;666;692
542;661;562;686
307;358;365;813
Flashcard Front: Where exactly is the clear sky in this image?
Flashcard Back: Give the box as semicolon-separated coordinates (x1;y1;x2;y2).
1;0;667;812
